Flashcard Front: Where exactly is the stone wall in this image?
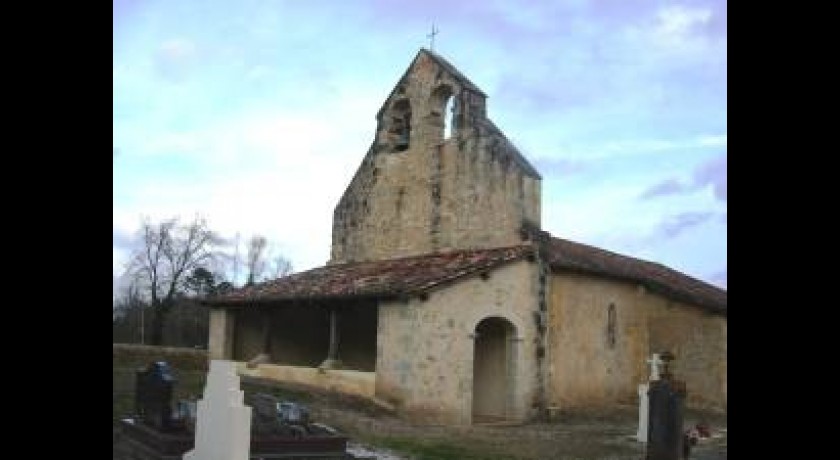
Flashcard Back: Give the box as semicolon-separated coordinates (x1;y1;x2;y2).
114;343;210;370
238;363;377;400
208;308;233;360
647;299;727;410
375;259;541;425
330;50;541;264
546;272;726;412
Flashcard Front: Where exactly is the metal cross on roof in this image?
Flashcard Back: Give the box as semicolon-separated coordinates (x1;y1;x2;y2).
427;24;439;52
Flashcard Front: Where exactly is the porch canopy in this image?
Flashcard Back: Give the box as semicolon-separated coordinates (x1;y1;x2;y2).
199;245;535;370
199;232;726;372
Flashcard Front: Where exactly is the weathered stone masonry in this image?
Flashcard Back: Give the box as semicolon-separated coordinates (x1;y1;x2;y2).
330;50;542;265
204;48;727;426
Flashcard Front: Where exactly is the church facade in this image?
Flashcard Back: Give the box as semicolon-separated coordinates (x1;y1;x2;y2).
203;49;726;425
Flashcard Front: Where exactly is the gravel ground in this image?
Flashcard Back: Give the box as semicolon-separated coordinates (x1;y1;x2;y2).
317;405;727;460
346;442;408;460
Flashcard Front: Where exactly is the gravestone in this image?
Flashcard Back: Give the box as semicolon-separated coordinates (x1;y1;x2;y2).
278;401;310;425
176;399;198;434
278;401;312;438
250;393;284;436
647;353;664;381
117;362;350;460
637;353;663;442
135;361;177;431
645;352;686;460
183;360;252;460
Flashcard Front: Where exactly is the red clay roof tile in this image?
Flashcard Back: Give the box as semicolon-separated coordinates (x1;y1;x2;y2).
546;236;726;314
205;245;533;305
204;234;726;315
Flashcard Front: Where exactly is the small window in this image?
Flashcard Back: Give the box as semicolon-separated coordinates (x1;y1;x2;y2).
444;95;455;139
606;303;617;348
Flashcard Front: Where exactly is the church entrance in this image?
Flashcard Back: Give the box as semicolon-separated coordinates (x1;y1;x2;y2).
472;317;516;424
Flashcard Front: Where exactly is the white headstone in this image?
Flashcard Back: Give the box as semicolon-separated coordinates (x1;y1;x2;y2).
646;353;663;381
637;353;664;442
183;360;252;460
637;383;649;442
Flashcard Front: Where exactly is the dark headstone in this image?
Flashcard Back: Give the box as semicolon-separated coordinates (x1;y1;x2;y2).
250;393;285;435
175;399;197;433
135;361;177;431
646;353;686;460
279;401;310;425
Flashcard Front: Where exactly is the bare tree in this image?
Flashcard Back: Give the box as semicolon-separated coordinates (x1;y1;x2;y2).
113;278;150;344
125;216;221;345
247;236;294;283
269;254;293;279
245;235;268;286
214;232;294;287
232;232;241;286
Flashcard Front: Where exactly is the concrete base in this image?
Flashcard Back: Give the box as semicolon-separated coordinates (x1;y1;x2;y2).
318;358;344;370
238;362;376;400
246;353;271;369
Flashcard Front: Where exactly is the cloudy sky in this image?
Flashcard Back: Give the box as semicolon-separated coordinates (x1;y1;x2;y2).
114;0;726;291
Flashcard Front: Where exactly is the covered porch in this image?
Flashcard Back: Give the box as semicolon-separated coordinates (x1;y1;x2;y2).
207;298;380;400
201;245;537;422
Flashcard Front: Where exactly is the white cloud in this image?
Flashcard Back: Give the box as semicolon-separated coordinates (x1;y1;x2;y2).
159;38;197;60
653;6;713;48
155;38;199;81
618;4;724;69
113;0;726;289
246;65;273;82
544;182;659;243
539;133;727;162
114;85;384;276
699;134;727;147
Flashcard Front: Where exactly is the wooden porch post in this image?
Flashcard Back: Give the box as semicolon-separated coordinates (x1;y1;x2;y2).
247;308;273;368
319;306;343;370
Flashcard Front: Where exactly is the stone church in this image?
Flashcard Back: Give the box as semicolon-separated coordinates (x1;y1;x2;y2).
203;49;727;425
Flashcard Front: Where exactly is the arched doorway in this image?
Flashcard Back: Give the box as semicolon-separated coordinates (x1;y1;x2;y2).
472;317;516;423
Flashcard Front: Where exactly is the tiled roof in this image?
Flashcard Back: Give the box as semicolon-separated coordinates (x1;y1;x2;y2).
203;245;534;306
204;233;726;315
544;236;727;314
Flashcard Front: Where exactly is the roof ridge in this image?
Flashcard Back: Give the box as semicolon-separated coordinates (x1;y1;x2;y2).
331;244;532;268
419;48;486;96
544;232;726;313
551;235;653;265
398;245;534;294
206;244;536;305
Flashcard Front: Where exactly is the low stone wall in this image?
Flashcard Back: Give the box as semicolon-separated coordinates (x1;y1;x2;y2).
113;343;209;370
238;362;376;399
113;344;210;421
